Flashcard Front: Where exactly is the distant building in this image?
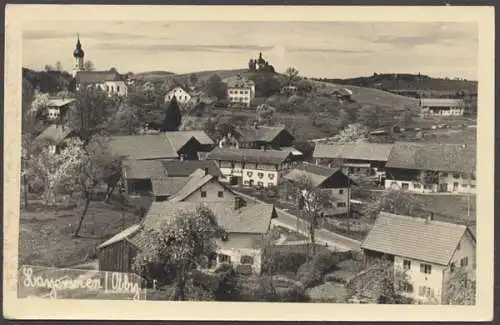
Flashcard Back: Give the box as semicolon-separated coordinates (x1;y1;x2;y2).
234;125;295;150
205;147;293;188
420;98;467;117
384;142;476;194
281;85;298;96
45;97;76;122
164;85;214;108
223;75;255;108
361;212;476;304
34;124;76;155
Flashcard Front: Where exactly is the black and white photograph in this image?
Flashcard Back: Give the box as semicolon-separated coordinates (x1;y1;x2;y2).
3;4;494;321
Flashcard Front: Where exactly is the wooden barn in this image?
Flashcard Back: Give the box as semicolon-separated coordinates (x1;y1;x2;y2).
97;224;143;273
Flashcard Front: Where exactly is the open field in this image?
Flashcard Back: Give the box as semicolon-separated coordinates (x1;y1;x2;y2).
19;201;141;268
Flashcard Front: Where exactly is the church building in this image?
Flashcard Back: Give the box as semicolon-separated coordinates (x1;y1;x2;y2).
72;35;128;97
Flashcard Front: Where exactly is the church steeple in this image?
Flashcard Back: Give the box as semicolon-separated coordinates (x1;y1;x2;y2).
72;33;85;77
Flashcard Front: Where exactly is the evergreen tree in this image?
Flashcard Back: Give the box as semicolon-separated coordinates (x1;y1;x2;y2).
162;96;182;132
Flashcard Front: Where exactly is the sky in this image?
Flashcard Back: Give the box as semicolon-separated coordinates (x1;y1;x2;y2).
22;21;478;80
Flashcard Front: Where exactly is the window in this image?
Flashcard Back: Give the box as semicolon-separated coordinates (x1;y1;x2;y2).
339;189;344;194
453;173;460;179
442;172;448;177
117;85;120;92
460;257;468;267
257;172;264;179
247;171;253;177
106;85;110;92
420;263;432;274
471;173;476;180
450;262;456;273
470;184;476;188
217;191;224;198
201;191;207;198
337;202;346;208
240;255;254;265
268;173;275;179
418;286;434;297
218;254;231;264
403;260;411;271
257;181;264;187
402;183;409;190
231;163;235;169
268;183;273;187
413;183;421;189
462;184;468;187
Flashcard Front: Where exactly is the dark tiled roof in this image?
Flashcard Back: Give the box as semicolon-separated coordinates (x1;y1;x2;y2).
162;160;222;177
76;71;123;84
236;125;292;143
143;201;274;234
361;212;472;265
108;134;178;160
385;142;476;173
313;142;394;162
122;160;166;179
35;125;74;145
205;147;291;165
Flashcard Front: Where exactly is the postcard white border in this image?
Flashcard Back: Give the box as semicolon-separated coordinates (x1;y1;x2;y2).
4;4;495;321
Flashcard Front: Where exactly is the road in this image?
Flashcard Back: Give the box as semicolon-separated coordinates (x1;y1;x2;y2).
233;190;362;252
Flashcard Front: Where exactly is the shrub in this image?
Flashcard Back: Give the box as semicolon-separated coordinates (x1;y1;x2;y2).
262;250;308;275
277;285;310;302
296;251;346;288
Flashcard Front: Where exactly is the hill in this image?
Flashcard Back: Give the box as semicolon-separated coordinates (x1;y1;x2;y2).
133;70;176;81
316;73;478;98
22;67;74;94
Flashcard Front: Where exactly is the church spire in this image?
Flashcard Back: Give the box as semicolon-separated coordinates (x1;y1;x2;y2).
73;33;84;58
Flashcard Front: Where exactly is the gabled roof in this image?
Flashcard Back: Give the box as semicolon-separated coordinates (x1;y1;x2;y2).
98;224;142;249
420;98;466;107
169;169;214;202
164;131;213;150
108;134;178;160
205;147;291;165
161;160;222;177
313;142;394;162
47;98;76;107
361;212;473;266
385;142;476;173
165;134;201;153
35;125;74;145
236;125;293;143
75;71;123;84
151;177;190;196
143;201;274;234
284;162;356;188
122;160;166;179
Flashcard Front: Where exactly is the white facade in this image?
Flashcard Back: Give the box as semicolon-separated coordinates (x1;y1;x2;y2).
215;233;264;274
47;107;61;120
218;161;284;188
227;86;254;107
77;80;128;97
72;56;84;78
165;86;192;105
385;171;476;194
324;187;350;215
422;107;465;117
394;231;475;304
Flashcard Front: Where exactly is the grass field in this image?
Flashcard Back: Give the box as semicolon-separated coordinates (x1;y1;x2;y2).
19;201;141;268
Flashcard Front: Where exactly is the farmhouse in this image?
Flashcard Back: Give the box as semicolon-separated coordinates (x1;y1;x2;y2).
75;71;128;97
234;125;295;150
361;212;476;304
313;142;393;178
223;75;256;108
164;85;212;107
97;198;277;275
34;124;77;155
44;97;76;122
384;142;476;194
121;159;222;200
420;98;467;117
283;162;356;216
205;147;293;188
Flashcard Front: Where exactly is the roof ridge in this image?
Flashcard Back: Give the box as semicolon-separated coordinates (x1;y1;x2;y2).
379;212;468;229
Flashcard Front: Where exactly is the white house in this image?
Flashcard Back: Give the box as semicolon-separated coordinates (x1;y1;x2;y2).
223;75;256;108
75;71;128;97
420;98;467;117
384;142;476;194
205;147;293;188
164;86;193;105
361;212;476;304
98;198;277;275
45;98;76;122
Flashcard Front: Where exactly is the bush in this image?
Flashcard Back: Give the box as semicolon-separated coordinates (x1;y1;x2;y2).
277;285;310;302
296;251;348;288
262;250;308;275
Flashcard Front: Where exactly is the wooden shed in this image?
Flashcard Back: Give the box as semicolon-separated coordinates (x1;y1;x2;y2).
97;224;142;273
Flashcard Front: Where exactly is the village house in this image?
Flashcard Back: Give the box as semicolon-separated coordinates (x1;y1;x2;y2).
164;85;214;108
44;97;76;122
280;85;298;97
420;98;467;117
121;157;222;201
283;162;356;216
384;142;476;194
34;124;77;155
361;212;476;304
75;71;128;97
223;75;256;108
97;197;277;275
205;147;294;188
232;125;296;150
313;142;393;179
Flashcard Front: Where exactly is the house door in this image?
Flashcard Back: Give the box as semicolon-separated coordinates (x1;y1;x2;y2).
453;182;459;192
440;183;448;192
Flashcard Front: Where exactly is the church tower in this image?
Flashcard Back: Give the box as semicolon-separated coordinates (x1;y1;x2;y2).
72;34;85;77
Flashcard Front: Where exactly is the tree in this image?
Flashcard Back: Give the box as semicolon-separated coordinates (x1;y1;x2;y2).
206;74;227;100
256;104;276;125
348;257;412;304
250;73;281;98
189;73;198;87
285;67;300;86
326;123;369;144
356;104;385;129
442;268;476;305
107;103;144;135
55;61;64;72
179;115;205;132
109;67;118;74
419;170;440;187
398;108;413;128
30;91;50;120
363;190;424;219
133;206;225;300
44;64;55;72
84;60;95;71
162;96;182;132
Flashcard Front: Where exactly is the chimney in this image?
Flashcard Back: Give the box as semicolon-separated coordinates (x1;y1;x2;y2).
427;213;434;222
234;196;243;210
